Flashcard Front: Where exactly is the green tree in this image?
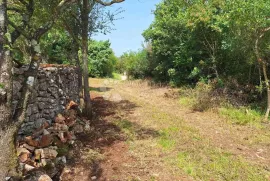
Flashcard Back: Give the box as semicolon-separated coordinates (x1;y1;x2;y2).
88;40;116;77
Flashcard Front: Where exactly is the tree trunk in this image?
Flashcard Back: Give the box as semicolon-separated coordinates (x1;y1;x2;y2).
255;33;270;120
81;0;92;119
0;0;12;129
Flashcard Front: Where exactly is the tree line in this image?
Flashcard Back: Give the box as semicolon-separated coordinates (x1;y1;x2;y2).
117;0;270;119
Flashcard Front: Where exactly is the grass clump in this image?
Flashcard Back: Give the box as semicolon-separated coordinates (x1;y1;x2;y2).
219;106;263;127
114;119;136;141
158;127;179;150
81;149;105;164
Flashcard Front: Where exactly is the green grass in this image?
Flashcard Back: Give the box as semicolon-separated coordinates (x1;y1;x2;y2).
219;106;263;127
179;97;195;107
158;127;179;150
114;119;136;141
176;149;269;181
112;72;122;80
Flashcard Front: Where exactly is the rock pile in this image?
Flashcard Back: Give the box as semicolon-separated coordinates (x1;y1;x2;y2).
15;101;90;180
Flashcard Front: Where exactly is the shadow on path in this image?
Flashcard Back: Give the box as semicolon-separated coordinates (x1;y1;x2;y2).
62;92;160;181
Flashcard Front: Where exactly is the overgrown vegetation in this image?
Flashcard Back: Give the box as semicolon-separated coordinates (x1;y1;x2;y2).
115;0;270;119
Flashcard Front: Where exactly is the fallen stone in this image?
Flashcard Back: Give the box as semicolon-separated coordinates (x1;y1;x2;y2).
85;123;90;131
66;101;78;110
25;136;39;147
19;152;29;163
51;123;68;132
43;148;58;159
35;149;44;161
39;135;53;148
55;114;66;124
65;117;75;127
23;144;35;152
91;176;97;180
43;129;50;135
73;124;84;133
58;132;67;143
38;174;52;181
24;164;35;172
17;147;30;156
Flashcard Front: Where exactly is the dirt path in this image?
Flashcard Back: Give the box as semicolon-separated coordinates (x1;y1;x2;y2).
62;78;270;181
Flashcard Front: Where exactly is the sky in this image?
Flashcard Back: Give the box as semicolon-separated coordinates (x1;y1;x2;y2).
93;0;161;57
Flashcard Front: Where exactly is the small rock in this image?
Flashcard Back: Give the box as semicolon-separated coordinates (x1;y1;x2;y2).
19;152;29;163
43;129;50;135
39;135;53;148
23;144;35;152
35;149;44;161
58;132;67;143
85;123;90;131
43;148;58;159
24;164;35;172
55;114;66;124
25;136;39;147
38;174;52;181
17;147;30;156
66;101;78;110
73;124;84;133
91;176;97;180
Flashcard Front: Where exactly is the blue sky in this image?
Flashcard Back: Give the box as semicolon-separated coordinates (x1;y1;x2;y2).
93;0;161;56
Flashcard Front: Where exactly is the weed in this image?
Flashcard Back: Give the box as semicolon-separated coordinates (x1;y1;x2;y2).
81;149;105;164
219;106;263;127
57;145;70;157
158;127;179;150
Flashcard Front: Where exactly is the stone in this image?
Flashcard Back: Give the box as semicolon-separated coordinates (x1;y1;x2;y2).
38;102;46;110
19;153;29;163
66;101;78;110
39;135;52;148
32;105;39;114
24;164;35;172
65;117;75;127
52;123;68;132
56;156;67;164
43;129;50;135
35;118;47;129
25;136;39;147
58;132;67;143
23;144;35;152
43;148;58;159
35;149;44;161
17;147;30;156
85;123;90;131
55;114;66;124
38;174;52;181
91;176;97;180
73;124;84;133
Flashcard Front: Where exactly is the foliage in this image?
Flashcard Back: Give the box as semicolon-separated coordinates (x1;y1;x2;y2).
143;0;270;87
87;40;117;77
40;28;73;64
118;49;149;79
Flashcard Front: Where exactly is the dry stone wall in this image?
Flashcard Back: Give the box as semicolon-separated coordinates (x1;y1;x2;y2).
13;64;79;136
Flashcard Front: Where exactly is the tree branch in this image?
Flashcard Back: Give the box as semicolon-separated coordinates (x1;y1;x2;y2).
94;0;124;6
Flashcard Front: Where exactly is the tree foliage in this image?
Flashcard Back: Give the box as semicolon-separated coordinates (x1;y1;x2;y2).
87;40;117;77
